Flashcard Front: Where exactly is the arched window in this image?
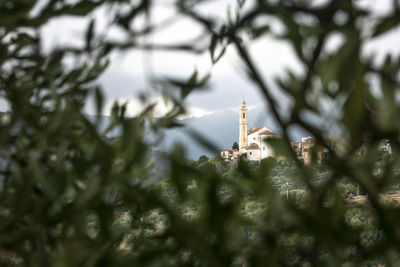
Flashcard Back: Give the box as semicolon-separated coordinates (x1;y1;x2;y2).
242;113;245;119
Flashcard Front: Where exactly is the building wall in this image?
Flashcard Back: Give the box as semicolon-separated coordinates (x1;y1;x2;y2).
247;131;275;160
220;149;241;160
260;136;275;159
247;132;258;146
299;136;314;165
232;150;241;158
290;137;335;165
220;150;232;160
244;148;261;161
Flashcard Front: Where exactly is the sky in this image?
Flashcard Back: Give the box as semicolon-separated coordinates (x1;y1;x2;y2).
1;0;400;119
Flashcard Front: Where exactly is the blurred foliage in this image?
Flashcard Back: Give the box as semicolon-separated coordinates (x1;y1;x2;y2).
1;0;400;266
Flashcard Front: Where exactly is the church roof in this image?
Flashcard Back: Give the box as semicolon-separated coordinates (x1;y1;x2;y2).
248;127;274;136
248;127;264;135
259;129;274;135
244;143;260;150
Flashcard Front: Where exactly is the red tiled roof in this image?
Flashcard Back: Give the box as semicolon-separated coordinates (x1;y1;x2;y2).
221;149;233;152
248;127;263;135
244;143;260;150
259;129;274;135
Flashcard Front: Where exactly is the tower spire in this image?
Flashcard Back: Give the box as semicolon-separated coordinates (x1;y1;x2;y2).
239;97;248;151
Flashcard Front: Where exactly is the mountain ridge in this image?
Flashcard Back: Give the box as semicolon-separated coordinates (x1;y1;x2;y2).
87;105;307;160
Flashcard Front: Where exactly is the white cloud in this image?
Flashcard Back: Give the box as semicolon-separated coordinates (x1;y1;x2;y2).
182;106;215;119
86;94;214;119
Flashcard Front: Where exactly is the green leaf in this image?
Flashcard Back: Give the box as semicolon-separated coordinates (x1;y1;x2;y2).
166;70;210;99
209;33;218;63
94;86;103;116
86;19;95;51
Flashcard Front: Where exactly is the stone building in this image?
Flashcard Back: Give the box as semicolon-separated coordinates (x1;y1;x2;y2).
299;136;315;165
290;137;334;165
220;149;240;161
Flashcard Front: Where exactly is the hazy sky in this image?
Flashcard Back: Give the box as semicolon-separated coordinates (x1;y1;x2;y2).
96;0;400;118
2;0;399;119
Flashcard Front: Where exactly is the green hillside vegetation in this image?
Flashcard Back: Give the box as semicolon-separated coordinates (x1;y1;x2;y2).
132;154;395;266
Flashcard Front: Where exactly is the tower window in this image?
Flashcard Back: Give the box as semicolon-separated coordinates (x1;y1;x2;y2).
243;113;245;119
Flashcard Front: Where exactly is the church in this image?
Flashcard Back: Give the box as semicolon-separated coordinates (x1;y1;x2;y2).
220;98;276;161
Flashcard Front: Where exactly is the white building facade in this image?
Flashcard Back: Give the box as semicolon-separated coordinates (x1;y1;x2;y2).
244;126;275;161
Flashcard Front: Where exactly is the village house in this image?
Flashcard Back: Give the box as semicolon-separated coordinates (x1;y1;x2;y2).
291;137;334;165
220;149;240;161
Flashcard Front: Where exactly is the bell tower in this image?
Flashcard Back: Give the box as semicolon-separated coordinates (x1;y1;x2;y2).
239;97;248;151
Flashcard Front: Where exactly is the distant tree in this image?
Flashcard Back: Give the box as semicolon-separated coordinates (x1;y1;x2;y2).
198;155;209;164
232;142;239;150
